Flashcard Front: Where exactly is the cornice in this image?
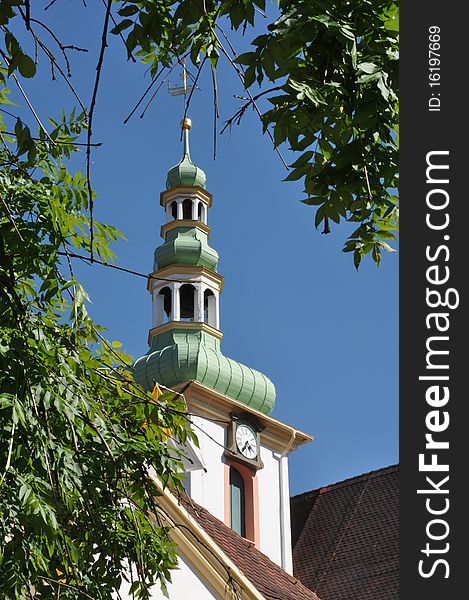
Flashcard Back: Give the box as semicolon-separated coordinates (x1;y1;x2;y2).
147;264;224;293
160;186;213;208
160;219;211;239
147;321;224;346
177;381;313;454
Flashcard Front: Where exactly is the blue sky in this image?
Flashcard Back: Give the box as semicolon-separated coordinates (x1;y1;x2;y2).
9;1;398;494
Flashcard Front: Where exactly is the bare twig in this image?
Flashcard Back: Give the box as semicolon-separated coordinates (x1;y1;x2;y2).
123;67;168;124
215;23;237;58
221;86;282;135
0;421;15;486
0;49;53;143
25;14;72;75
37;577;95;600
36;35;87;112
100;0;136;62
210;30;288;169
359;137;374;203
57;251;193;284
1;131;101;147
44;0;59;10
87;0;113;262
139;65;179;119
181;56;207;126
62;45;88;52
25;0;31;29
0;195;25;241
210;64;219;160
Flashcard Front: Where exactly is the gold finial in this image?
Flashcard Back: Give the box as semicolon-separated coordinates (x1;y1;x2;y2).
181;117;192;130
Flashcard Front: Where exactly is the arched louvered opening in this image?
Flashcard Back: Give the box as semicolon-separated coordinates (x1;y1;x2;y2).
182;198;192;220
159;286;172;323
179;284;196;321
204;289;216;328
229;466;246;537
171;201;177;219
198;201;203;221
153;285;172;327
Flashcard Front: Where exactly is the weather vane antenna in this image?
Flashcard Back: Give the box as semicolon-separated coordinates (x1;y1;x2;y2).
167;60;198;97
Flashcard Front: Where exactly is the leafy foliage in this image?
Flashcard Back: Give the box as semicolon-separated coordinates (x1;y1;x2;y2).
245;0;399;268
0;124;196;598
0;12;195;600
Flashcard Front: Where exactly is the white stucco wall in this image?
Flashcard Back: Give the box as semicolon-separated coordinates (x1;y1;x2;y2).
187;415;225;522
257;445;282;566
119;553;219;600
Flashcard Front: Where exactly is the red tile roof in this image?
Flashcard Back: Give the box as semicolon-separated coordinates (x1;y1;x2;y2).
291;465;399;600
179;494;321;600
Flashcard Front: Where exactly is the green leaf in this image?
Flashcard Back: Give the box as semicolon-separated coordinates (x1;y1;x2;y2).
243;66;256;88
358;62;379;74
283;163;310;181
377;240;397;252
353;250;362;270
110;19;133;35
235;52;257;66
262;49;276;80
118;5;139;17
18;53;36;78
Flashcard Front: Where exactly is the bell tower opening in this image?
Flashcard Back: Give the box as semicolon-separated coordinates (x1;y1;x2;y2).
159;286;172;323
182;198;192;220
180;284;196;322
153;285;172;327
203;289;216;328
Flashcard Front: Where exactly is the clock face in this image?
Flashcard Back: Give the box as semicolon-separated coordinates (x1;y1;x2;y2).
235;424;258;460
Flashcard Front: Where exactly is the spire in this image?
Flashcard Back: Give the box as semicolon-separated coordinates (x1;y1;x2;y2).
181;116;191;159
166;117;207;190
133;112;277;416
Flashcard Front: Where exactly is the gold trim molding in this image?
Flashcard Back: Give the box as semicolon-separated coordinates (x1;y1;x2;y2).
160;186;213;208
148;321;224;346
177;381;314;454
160;219;211;239
147;264;224;292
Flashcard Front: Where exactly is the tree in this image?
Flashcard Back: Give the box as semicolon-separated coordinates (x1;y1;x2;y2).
0;114;195;598
1;7;194;599
0;1;398;598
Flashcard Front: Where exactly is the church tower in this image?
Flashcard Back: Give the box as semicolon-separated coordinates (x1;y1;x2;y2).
134;118;311;575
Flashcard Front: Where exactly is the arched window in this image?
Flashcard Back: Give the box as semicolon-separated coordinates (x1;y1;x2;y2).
171;201;177;219
182;198;192;220
229;466;246;537
204;289;216;327
198;201;203;221
179;284;195;321
159;286;172;323
154;286;172;327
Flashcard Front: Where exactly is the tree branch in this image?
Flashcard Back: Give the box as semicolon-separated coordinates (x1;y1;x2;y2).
86;0;113;262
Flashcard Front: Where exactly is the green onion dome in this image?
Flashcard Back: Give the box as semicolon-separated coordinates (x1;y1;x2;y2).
133;329;276;416
166;118;206;190
154;226;219;271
